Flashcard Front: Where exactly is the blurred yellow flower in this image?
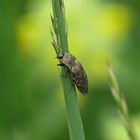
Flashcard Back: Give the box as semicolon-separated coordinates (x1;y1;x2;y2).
17;19;42;56
95;4;133;40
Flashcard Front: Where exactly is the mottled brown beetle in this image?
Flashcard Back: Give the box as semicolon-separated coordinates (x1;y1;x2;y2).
57;53;88;95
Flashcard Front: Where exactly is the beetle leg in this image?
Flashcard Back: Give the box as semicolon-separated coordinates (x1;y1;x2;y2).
57;64;70;77
57;63;65;66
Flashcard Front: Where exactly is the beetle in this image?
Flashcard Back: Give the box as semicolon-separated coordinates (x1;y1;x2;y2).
57;52;88;95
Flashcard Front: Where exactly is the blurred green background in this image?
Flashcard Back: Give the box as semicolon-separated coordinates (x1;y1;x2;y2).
0;0;140;140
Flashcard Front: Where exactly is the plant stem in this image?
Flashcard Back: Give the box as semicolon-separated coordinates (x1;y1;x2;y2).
51;1;86;140
108;63;137;140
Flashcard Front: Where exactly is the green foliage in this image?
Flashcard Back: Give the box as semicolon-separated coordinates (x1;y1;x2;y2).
0;0;140;140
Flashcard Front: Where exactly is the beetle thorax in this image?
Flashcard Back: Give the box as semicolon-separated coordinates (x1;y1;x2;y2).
57;53;76;69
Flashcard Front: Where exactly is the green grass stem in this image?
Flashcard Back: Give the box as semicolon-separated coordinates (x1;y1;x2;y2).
51;1;86;140
108;63;137;140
